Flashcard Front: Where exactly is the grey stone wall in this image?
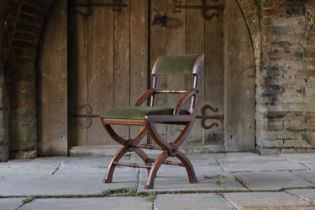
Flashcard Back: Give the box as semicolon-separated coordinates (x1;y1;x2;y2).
257;0;315;153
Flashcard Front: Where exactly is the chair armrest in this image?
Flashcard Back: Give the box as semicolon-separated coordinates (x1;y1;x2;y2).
173;89;198;114
135;89;156;106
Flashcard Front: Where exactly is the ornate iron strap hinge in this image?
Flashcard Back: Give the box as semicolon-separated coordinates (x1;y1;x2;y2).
73;0;128;17
172;0;224;20
196;104;224;129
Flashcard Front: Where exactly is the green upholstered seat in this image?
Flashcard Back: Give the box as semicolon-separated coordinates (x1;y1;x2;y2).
154;55;199;75
105;107;190;120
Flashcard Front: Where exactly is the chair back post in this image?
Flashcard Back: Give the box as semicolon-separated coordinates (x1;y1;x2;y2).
190;54;204;114
150;58;161;106
189;75;198;113
150;75;160;106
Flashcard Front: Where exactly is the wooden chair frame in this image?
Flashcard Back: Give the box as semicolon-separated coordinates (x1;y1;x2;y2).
101;55;204;189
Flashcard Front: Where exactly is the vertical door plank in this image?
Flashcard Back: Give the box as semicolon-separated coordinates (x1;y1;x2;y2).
113;0;130;140
185;0;205;145
150;0;168;141
87;1;114;145
224;0;255;151
130;0;148;137
69;12;88;146
165;0;186;142
39;0;68;155
204;10;224;145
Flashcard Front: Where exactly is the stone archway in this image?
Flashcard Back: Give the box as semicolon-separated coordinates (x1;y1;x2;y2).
1;0;260;158
1;0;55;159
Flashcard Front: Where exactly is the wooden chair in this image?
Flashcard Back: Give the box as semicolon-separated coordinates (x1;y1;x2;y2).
101;54;204;189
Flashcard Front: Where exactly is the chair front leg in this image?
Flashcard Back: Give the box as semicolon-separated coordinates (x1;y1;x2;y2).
104;147;129;183
145;117;198;187
145;151;169;189
102;120;149;182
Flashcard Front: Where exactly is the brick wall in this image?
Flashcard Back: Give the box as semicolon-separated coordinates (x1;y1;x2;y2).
0;0;24;161
0;0;53;160
257;0;315;153
7;0;54;158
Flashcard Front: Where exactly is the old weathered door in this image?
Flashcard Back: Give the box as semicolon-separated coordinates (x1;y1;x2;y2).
67;0;255;150
69;0;148;146
150;0;225;148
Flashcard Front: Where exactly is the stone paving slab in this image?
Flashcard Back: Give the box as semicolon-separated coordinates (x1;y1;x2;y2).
70;145;124;157
292;170;315;184
55;156;130;175
224;152;260;158
130;152;223;167
59;157;110;169
154;193;236;210
55;167;106;175
217;154;307;172
188;153;225;166
0;167;138;196
234;171;314;191
138;166;247;193
0;198;23;210
152;164;225;177
305;162;315;170
280;154;315;170
288;189;315;205
0;153;315;200
280;154;315;162
0;158;62;176
224;192;315;210
19;197;151;210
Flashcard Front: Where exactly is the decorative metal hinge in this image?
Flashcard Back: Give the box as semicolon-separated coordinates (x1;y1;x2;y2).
73;0;128;17
70;104;101;129
172;0;224;20
196;104;224;129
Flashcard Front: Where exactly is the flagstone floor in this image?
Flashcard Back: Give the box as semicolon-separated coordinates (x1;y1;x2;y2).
1;152;315;210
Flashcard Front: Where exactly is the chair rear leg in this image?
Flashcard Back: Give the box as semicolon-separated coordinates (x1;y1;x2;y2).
104;147;129;183
176;150;198;183
145;151;169;189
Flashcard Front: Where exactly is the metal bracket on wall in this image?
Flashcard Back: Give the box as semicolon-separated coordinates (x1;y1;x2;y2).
73;0;128;17
172;0;224;20
70;104;101;129
196;104;224;129
151;9;182;28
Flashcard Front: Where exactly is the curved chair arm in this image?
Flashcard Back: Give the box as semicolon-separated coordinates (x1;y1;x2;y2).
173;89;198;115
135;89;156;106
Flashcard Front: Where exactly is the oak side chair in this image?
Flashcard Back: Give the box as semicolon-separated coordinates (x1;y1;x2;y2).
101;54;204;189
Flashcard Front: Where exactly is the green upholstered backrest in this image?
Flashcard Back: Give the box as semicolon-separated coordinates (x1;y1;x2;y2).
152;55;201;75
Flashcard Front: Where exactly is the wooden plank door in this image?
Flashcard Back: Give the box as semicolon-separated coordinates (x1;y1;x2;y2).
69;0;148;146
150;0;225;146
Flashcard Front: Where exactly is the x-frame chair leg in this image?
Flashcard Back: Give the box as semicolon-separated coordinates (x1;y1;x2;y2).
102;123;149;183
102;117;198;189
104;147;129;183
144;117;198;189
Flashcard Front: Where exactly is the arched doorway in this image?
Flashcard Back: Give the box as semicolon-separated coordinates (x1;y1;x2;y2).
38;0;255;155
